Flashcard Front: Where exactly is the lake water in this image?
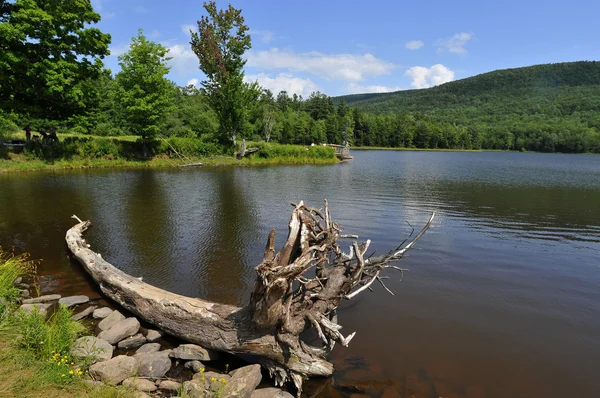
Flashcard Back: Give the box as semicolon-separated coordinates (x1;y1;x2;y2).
1;150;599;397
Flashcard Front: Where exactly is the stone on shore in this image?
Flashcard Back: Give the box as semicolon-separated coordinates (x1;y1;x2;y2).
158;380;181;392
123;377;158;392
222;364;262;397
117;333;146;349
19;303;52;316
97;317;140;345
72;305;97;321
135;351;172;379
145;329;162;342
70;336;113;364
136;343;161;354
97;310;125;331
89;355;137;385
92;307;113;319
58;295;89;308
19;289;29;298
251;388;294;398
22;294;61;304
184;360;205;373
169;343;219;361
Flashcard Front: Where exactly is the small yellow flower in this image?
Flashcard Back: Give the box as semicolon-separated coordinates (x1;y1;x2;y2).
61;374;65;377
211;377;216;382
69;370;74;375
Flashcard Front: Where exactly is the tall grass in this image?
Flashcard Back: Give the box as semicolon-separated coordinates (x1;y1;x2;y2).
0;249;35;326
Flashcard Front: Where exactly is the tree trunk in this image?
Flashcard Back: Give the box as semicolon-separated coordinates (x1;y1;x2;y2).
65;202;433;395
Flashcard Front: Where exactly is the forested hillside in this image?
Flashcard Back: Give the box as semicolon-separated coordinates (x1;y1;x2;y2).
339;61;600;152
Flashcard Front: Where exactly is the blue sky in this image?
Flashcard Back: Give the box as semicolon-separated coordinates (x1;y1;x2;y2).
92;0;600;97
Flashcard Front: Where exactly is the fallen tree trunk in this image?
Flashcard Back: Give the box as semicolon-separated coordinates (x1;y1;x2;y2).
66;201;433;395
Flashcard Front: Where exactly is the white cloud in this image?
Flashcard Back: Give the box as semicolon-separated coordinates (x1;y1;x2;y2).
247;48;395;82
167;44;198;77
344;83;401;94
181;24;197;35
250;30;275;43
404;64;455;89
108;43;130;57
405;40;424;50
435;32;473;55
187;78;199;87
244;73;319;97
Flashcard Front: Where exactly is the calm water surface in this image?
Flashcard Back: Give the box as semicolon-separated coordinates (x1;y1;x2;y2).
1;151;599;397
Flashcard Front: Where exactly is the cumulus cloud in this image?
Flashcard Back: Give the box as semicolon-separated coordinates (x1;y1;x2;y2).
344;83;401;94
244;73;319;97
108;43;129;57
167;44;198;77
187;78;199;87
404;64;455;89
246;48;395;82
405;40;424;50
435;32;473;54
181;24;197;35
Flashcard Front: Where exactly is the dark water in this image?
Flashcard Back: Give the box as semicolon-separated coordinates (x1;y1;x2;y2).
1;151;599;397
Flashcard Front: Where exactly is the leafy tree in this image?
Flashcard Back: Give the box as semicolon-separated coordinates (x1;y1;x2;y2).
190;1;252;145
116;29;175;140
0;0;111;120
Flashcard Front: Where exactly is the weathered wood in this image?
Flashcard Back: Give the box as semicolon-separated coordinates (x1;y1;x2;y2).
65;203;433;396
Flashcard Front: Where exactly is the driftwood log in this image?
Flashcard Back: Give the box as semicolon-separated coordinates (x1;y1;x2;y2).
66;201;433;395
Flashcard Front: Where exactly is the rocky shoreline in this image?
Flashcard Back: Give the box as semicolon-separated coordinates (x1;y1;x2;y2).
17;286;293;398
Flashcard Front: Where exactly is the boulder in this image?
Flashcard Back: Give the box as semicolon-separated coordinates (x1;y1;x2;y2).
145;329;162;342
92;307;113;319
89;355;137;385
192;371;230;394
123;377;158;392
251;388;294;398
135;351;172;379
70;336;113;364
184;360;205;373
136;343;161;354
72;305;97;321
158;380;181;392
58;295;89;308
97;310;125;331
169;344;219;361
117;333;146;349
183;380;204;398
13;277;22;285
19;289;30;298
19;303;52;316
97;317;140;345
22;294;61;304
222;364;262;398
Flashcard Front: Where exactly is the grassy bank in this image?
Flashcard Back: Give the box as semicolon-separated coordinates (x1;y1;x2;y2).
0;249;136;398
0;133;338;173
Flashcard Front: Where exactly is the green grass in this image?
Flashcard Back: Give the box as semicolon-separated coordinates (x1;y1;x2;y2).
0;249;138;397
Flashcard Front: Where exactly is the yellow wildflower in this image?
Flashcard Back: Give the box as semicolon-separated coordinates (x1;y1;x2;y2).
69;370;74;375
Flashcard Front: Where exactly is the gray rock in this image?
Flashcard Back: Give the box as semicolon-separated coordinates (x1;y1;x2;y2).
117;333;146;349
89;355;137;385
183;380;204;398
145;329;162;342
19;303;51;316
97;310;125;331
72;305;97;321
97;317;140;345
82;380;103;386
251;387;294;398
16;283;30;289
19;289;30;298
222;364;262;398
22;294;61;304
123;377;158;392
169;344;219;361
136;343;161;354
184;360;205;373
70;336;113;364
13;277;22;285
92;307;113;319
192;371;230;394
158;380;181;392
135;351;172;379
58;295;89;308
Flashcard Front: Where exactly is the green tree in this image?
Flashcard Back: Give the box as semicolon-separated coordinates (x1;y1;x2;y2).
0;0;111;120
116;29;175;140
190;1;252;146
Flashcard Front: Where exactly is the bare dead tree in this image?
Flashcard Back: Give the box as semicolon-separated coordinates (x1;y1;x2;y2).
66;201;434;396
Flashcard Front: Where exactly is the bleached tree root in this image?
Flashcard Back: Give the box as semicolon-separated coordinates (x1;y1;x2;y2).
65;202;433;396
